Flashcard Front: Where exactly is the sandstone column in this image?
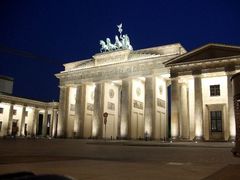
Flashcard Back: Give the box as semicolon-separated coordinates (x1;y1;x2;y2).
171;78;179;139
51;108;58;137
32;108;39;136
227;72;235;140
19;106;26;136
117;86;122;138
93;83;104;138
144;76;154;138
42;109;48;136
7;104;14;135
194;74;203;140
120;79;132;139
231;72;240;156
179;83;189;139
75;84;86;138
57;86;69;137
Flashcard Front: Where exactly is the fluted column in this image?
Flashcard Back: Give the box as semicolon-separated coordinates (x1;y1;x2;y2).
57;86;69;137
75;85;86;138
93;83;104;138
194;75;203;140
171;78;179;139
179;83;189;139
144;76;154;138
20;106;26;136
7;104;14;135
120;79;132;139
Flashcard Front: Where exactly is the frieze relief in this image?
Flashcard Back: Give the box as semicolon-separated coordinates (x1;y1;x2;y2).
133;100;143;110
60;60;167;86
87;103;94;111
157;98;165;108
107;102;115;110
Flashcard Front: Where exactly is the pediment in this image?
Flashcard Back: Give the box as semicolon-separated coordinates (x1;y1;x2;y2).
165;43;240;66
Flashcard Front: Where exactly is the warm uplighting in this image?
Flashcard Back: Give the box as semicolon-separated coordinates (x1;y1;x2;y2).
120;121;127;137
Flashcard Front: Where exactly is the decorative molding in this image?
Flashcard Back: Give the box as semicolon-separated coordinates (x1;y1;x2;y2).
87;103;94;111
133;100;143;110
157;98;165;108
107;102;115;110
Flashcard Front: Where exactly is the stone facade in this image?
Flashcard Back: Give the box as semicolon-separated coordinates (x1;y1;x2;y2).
56;43;240;141
0;94;58;137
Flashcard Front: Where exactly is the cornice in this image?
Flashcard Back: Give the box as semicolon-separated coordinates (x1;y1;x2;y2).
0;94;58;109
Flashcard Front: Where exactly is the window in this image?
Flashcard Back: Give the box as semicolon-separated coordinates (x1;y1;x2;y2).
0;108;3;114
0;121;2;131
210;111;222;132
210;85;220;96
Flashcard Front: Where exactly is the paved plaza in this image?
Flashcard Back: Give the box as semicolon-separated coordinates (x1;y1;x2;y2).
0;139;240;179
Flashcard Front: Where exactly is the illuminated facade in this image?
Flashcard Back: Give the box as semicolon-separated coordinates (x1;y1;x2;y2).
0;94;58;137
56;43;240;141
56;44;183;139
165;43;240;141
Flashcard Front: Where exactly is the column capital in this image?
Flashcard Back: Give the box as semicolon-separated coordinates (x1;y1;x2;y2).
192;68;202;77
171;77;179;81
224;64;235;73
59;85;67;89
170;70;178;79
225;70;236;76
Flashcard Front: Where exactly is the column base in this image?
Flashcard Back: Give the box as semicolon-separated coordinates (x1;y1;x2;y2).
228;136;236;142
193;136;204;142
170;136;179;142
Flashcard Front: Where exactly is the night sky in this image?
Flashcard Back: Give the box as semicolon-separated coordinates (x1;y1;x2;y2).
0;0;240;102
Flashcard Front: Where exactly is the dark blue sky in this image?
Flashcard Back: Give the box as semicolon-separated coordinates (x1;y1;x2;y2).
0;0;240;102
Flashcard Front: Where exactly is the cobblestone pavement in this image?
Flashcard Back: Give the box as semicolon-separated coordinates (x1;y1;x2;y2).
0;139;239;180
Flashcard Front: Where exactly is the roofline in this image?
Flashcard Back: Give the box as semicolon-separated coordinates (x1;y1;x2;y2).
0;75;14;81
165;55;240;68
135;42;186;53
0;94;59;108
164;43;240;66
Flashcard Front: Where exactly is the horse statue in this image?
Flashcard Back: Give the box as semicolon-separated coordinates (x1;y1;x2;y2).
99;24;133;53
114;35;122;49
106;38;117;51
121;34;133;50
100;40;108;52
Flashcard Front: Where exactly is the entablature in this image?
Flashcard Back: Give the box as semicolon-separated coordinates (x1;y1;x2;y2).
57;55;173;86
